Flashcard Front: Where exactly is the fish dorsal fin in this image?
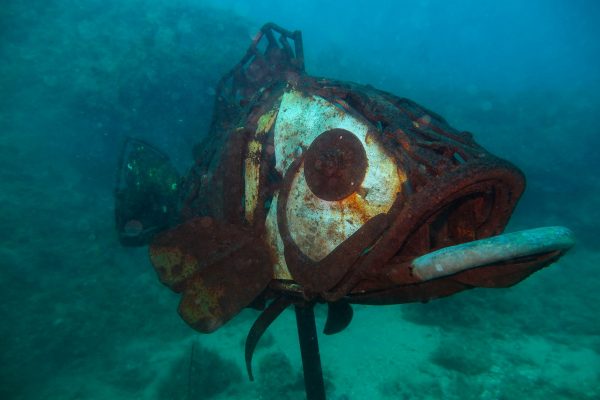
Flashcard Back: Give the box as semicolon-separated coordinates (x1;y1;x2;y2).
149;217;272;333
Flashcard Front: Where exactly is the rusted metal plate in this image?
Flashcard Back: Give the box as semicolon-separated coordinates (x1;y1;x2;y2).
303;129;368;201
149;217;272;332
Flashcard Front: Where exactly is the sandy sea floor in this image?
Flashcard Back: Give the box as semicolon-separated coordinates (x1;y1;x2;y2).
1;2;599;399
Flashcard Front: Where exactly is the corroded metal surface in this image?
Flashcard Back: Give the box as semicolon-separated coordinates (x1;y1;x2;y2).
149;217;272;332
304;129;368;201
115;23;574;338
244;108;279;224
411;226;575;281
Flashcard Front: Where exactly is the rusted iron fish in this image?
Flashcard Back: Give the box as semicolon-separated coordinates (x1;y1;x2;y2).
114;23;574;380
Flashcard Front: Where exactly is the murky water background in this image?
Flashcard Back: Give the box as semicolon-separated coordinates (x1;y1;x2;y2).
1;1;598;398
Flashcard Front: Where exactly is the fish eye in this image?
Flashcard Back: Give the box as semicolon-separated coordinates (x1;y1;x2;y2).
304;128;368;201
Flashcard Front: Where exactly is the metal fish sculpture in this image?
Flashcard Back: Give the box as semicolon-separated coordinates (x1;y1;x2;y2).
115;23;574;394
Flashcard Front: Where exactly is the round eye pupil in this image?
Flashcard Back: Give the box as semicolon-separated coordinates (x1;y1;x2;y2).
315;149;345;176
304;129;367;201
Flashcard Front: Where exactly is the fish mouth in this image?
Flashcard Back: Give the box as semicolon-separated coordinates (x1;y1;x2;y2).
410;226;574;282
390;162;527;269
395;179;517;262
398;177;575;283
343;161;575;302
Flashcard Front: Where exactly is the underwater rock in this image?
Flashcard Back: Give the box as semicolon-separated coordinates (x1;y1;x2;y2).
255;352;306;399
157;340;242;399
254;351;335;399
429;337;491;376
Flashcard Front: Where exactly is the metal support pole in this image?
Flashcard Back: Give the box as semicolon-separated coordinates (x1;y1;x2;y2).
295;303;326;400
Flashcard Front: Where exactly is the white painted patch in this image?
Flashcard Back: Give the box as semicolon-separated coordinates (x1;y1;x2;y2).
264;193;292;280
267;89;402;263
244;140;261;224
244;109;279;224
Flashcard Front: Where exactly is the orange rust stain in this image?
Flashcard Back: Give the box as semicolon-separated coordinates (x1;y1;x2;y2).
400;139;411;151
341;192;370;224
393;129;411;151
180;276;226;322
150;245;200;287
303;192;313;203
322;102;346;119
417;114;432;127
149;246;182;284
323;210;346;245
334;98;351;111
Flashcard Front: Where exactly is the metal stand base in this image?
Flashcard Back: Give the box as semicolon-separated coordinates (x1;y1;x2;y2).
295;303;326;400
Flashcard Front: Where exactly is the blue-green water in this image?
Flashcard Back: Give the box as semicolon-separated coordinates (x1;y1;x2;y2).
1;1;599;399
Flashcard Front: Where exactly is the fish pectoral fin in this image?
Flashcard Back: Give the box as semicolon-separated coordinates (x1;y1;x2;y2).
323;300;354;335
149;217;272;333
245;296;292;381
